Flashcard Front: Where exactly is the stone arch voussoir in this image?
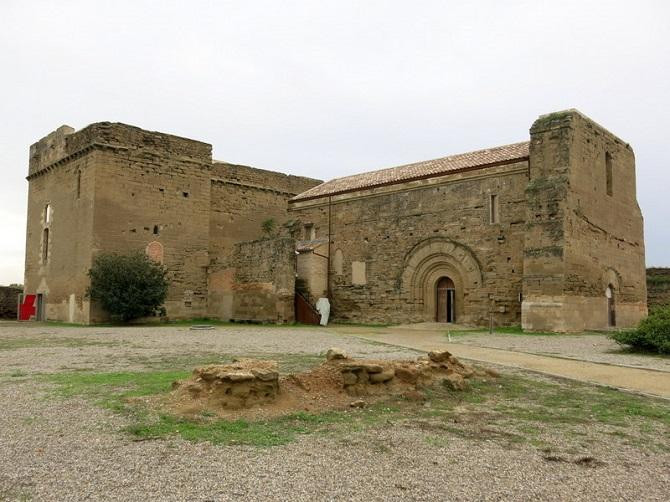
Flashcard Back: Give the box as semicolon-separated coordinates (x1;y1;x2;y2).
399;238;484;320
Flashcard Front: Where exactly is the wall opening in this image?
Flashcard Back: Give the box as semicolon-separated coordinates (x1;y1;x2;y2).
36;293;45;321
42;228;49;263
76;170;81;199
606;285;616;327
304;223;315;240
153;225;159;235
333;248;343;276
605;152;613;196
489;194;499;224
436;276;455;323
45;204;51;224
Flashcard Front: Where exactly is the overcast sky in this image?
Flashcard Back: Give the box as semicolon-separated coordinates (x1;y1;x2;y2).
1;0;668;285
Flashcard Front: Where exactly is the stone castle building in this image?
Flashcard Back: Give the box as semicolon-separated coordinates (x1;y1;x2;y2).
23;109;647;331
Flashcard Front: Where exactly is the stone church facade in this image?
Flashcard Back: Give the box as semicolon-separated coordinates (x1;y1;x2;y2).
23;109;647;331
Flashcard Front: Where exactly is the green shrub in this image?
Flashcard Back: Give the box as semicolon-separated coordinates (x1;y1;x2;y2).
261;218;277;237
87;252;169;322
610;306;670;354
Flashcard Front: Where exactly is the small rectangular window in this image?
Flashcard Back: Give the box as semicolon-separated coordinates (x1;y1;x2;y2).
304;223;315;240
605;152;613;196
489;194;499;224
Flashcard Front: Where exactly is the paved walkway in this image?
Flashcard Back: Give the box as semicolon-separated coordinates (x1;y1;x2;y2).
330;325;670;400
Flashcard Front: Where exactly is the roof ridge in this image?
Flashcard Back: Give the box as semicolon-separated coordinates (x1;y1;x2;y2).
291;140;529;202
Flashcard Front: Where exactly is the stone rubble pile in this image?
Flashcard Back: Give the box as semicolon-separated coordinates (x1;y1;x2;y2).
172;348;491;412
173;360;279;409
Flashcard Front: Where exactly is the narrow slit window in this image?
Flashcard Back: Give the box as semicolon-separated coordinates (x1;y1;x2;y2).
42;228;49;263
489;194;499;224
605;152;613;196
45;204;51;224
76;171;81;199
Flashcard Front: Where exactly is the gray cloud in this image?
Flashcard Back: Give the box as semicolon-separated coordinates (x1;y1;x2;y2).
1;0;668;284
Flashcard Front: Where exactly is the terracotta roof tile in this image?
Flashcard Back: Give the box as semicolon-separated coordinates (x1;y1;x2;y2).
291;141;529;202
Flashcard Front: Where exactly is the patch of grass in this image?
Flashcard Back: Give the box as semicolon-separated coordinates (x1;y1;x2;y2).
44;370;189;412
465;376;670;428
127;409;366;446
42;363;670;451
43;367;403;446
0;336;119;350
492;325;563;336
416;373;669;453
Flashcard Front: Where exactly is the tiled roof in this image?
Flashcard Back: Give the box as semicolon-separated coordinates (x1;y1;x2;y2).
291;141;529;202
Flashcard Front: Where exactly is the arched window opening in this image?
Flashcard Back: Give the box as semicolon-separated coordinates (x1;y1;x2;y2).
42;228;49;263
606;285;616;327
436;276;456;323
333;249;343;276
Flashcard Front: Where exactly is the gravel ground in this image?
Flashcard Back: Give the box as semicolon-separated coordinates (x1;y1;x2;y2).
1;322;669;501
451;332;670;372
0;323;420;374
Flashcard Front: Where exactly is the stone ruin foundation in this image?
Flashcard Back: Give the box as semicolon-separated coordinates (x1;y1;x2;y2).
169;348;498;418
173;359;280;409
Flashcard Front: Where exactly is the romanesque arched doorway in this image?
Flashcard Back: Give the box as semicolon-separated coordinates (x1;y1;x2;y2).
436;276;455;323
606;285;616;327
400;237;484;324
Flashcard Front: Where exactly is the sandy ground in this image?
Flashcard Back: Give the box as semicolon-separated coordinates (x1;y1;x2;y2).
1;322;669;501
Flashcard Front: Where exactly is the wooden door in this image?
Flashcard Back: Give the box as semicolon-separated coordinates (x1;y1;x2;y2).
436;277;455;323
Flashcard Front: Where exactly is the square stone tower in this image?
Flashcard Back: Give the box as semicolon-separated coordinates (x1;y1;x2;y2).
24;123;212;323
522;110;647;331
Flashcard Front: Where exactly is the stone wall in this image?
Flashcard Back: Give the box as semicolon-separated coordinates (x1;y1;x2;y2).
290;161;530;326
296;239;329;303
26;122;213;322
522;110;646;331
647;268;670;312
0;286;21;319
23;111;647;330
24;126;98;323
24;122;318;324
207;162;319;319
89;124;213;321
228;237;296;323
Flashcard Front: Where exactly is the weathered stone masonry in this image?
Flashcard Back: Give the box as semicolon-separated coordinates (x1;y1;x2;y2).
289;110;647;332
24;122;319;323
23;109;647;331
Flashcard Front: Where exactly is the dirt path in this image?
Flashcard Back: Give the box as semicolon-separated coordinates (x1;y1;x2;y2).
331;326;670;399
